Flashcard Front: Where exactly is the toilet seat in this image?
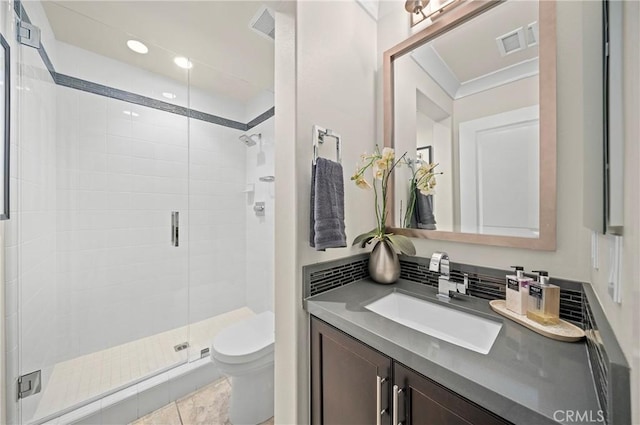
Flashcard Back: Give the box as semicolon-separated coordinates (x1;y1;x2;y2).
211;311;274;364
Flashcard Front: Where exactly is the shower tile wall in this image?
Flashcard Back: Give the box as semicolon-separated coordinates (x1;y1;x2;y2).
53;92;250;364
244;112;274;314
188;119;247;323
48;32;250;364
54;87;191;362
14;57;58;371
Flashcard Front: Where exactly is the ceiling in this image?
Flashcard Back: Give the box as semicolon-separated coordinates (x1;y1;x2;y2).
42;1;293;103
411;0;539;98
432;0;538;82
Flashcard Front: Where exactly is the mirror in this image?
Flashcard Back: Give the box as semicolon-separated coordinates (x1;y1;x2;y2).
384;0;556;250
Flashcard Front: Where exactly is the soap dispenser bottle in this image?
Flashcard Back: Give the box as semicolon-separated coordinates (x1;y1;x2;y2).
505;266;532;315
526;271;560;325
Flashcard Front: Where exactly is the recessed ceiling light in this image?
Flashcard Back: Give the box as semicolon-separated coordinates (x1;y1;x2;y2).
123;110;139;117
174;56;193;69
127;40;148;54
162;92;177;100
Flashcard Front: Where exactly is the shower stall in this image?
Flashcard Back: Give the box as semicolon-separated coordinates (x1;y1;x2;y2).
3;1;275;423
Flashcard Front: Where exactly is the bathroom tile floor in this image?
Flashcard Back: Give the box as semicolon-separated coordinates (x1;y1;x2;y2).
131;377;274;425
32;308;255;422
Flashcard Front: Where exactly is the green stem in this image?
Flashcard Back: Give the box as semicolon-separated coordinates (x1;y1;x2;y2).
404;178;417;228
373;178;382;236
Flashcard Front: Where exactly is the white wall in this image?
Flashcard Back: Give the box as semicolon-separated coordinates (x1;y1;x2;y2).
393;54;454;229
430;117;453;230
452;76;538;131
452;76;538;228
274;1;378;423
588;1;640;422
414;113;453;231
273;9;298;425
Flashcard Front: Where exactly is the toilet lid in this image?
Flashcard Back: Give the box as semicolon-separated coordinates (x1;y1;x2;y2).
211;311;275;364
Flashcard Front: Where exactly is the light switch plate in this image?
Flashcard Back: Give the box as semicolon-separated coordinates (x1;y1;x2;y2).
607;235;622;304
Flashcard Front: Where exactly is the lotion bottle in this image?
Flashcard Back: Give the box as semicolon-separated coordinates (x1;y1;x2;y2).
505;266;532;315
526;271;560;325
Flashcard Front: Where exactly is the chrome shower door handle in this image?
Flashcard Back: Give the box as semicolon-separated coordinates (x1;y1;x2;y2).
171;211;179;247
393;384;404;425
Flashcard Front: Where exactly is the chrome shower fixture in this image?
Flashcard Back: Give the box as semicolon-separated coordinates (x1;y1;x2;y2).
239;133;261;147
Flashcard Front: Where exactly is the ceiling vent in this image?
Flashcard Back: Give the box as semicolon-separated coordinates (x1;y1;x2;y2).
496;27;526;56
250;6;275;41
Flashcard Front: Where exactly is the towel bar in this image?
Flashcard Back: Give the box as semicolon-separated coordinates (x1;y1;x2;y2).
312;125;341;165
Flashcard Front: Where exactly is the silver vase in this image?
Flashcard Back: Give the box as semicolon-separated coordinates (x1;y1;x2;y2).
368;240;400;284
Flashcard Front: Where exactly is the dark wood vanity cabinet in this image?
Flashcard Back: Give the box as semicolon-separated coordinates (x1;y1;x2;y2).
311;317;392;425
394;362;509;425
311;317;511;425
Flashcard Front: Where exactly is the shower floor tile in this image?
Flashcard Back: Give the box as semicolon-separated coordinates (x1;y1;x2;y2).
32;307;255;423
131;378;275;425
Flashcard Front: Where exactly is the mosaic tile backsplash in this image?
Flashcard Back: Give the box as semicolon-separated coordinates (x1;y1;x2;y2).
304;255;369;298
398;256;584;326
304;254;584;325
584;295;609;423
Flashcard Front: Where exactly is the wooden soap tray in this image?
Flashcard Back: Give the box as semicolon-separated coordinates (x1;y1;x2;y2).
489;300;585;342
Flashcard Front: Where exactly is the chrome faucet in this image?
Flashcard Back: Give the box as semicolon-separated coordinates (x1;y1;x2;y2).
429;252;468;300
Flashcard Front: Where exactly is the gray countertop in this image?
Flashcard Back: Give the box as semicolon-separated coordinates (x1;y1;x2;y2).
305;278;601;425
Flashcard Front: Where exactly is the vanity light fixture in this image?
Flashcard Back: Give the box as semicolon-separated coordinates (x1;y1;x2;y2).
174;56;193;70
405;0;430;15
407;0;461;27
126;39;148;54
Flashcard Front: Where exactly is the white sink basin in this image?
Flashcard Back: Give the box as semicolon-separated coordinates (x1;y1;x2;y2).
365;292;502;354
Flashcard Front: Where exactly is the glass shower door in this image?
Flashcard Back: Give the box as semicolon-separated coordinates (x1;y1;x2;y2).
13;3;191;423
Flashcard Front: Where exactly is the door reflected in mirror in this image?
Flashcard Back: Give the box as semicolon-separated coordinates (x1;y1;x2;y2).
393;0;544;240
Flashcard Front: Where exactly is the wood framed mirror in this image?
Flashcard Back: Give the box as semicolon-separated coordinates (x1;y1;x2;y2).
384;0;556;250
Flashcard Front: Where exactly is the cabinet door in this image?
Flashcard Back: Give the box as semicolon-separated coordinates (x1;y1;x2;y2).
311;317;392;425
393;363;511;425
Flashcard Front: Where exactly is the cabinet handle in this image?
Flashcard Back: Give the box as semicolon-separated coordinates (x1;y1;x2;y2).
376;376;387;425
171;211;179;247
392;384;404;425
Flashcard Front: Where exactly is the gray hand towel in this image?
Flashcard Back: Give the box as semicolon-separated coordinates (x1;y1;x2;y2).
414;189;437;230
310;158;347;250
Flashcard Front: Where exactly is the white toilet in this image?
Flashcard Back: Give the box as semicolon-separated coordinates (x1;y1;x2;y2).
211;311;275;425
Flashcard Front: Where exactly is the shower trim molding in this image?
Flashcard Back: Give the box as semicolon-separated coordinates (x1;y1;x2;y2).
14;0;274;131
